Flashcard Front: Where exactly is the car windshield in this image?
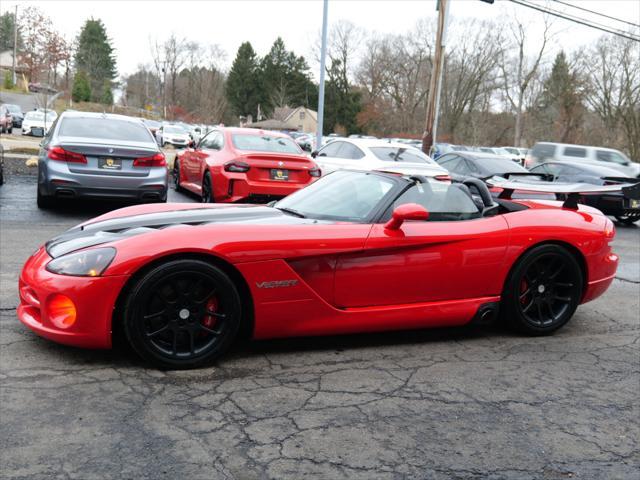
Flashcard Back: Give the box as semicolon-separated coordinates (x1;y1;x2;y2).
144;120;160;128
370;147;433;164
478;156;530;174
25;112;54;121
164;126;185;134
58;117;154;142
232;134;301;153
5;104;21;114
275;170;397;222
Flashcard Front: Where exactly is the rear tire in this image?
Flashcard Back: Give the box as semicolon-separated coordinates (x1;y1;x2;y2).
122;259;242;369
202;171;214;203
36;187;54;209
501;244;583;336
173;159;184;192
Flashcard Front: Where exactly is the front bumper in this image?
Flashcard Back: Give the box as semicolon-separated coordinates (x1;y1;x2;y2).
17;247;129;348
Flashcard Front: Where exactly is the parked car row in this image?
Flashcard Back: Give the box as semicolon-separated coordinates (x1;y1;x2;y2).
433;150;640;224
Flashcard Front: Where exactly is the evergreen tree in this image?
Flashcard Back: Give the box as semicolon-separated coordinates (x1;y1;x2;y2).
322;59;362;134
0;12;21;52
71;71;91;102
226;42;261;118
260;37;317;114
539;51;584;143
100;80;113;105
74;18;116;102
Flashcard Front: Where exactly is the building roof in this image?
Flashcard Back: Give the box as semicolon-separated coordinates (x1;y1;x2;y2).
273;106;318;122
246;119;291;130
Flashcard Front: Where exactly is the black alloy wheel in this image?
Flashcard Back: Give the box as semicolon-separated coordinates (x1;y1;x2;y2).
502;245;583;335
202;172;214;203
123;259;242;369
173;159;183;192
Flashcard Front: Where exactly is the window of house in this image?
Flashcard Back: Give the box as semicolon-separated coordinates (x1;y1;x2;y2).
299;111;305;120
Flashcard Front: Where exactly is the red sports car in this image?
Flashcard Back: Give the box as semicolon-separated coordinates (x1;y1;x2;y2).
174;127;320;203
18;171;621;369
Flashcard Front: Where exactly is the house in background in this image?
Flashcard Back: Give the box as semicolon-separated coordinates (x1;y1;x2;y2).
248;106;317;133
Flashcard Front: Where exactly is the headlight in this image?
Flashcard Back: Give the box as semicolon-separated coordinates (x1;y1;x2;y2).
46;247;116;277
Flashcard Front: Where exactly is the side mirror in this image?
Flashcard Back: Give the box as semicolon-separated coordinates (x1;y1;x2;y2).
384;203;429;230
311;150;318;158
189;140;196;148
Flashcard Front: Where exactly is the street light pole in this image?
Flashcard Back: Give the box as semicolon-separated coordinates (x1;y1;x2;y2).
12;5;18;86
316;0;329;151
422;0;450;155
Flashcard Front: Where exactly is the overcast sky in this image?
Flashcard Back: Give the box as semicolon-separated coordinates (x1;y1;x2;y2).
2;0;639;78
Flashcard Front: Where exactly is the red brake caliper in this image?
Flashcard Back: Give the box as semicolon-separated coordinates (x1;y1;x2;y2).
202;296;219;335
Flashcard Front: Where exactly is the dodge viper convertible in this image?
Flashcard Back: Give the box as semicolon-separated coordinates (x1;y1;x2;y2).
18;170;622;368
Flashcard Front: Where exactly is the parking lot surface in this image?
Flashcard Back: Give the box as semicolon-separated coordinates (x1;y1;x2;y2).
1;174;638;479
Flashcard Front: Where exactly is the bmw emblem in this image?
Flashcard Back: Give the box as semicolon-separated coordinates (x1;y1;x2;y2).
278;161;284;167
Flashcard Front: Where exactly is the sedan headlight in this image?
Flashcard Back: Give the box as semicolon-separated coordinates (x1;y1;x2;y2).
46;247;116;277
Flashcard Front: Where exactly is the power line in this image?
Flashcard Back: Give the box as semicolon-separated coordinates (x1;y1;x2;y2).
508;0;640;43
552;0;640;29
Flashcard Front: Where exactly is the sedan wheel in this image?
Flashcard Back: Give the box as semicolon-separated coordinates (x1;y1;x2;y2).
202;172;213;203
173;159;183;192
502;245;582;335
123;259;242;369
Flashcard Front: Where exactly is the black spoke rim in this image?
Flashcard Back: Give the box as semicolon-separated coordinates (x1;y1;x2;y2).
173;162;180;187
517;253;579;327
139;270;230;360
202;176;211;203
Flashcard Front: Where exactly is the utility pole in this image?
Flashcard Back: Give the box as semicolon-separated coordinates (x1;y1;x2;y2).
422;0;450;155
316;0;329;151
12;5;18;86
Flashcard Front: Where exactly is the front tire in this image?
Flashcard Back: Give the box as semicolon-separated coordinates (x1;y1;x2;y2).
501;245;583;335
122;259;243;369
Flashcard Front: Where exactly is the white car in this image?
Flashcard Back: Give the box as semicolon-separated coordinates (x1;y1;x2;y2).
312;138;450;179
530;142;640;178
157;124;191;148
22;111;56;136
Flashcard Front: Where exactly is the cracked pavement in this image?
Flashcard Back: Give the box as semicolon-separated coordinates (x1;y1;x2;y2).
1;175;639;479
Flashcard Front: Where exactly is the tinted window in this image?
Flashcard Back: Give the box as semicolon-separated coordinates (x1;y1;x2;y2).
370;147;431;164
557;164;581;175
338;142;365;159
232;134;300;153
200;131;222;150
563;147;586;158
58;117;153;142
596;150;629;165
317;141;344;157
532;143;556;159
438;155;463;172
475;156;529;175
391;180;480;221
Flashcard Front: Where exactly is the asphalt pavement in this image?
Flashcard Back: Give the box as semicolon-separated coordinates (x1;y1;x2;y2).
0;174;638;479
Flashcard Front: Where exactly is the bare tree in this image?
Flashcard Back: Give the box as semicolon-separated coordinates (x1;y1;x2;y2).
500;14;552;147
440;19;503;142
583;36;640;160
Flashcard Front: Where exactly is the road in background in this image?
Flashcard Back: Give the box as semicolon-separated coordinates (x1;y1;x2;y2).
0;174;638;479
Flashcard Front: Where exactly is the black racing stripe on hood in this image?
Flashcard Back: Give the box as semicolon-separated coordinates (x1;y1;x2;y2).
45;205;317;258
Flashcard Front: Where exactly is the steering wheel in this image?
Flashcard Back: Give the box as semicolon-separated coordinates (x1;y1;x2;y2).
462;177;494;208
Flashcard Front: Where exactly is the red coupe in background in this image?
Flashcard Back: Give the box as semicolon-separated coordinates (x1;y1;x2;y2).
174;127;320;203
17;170;626;369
